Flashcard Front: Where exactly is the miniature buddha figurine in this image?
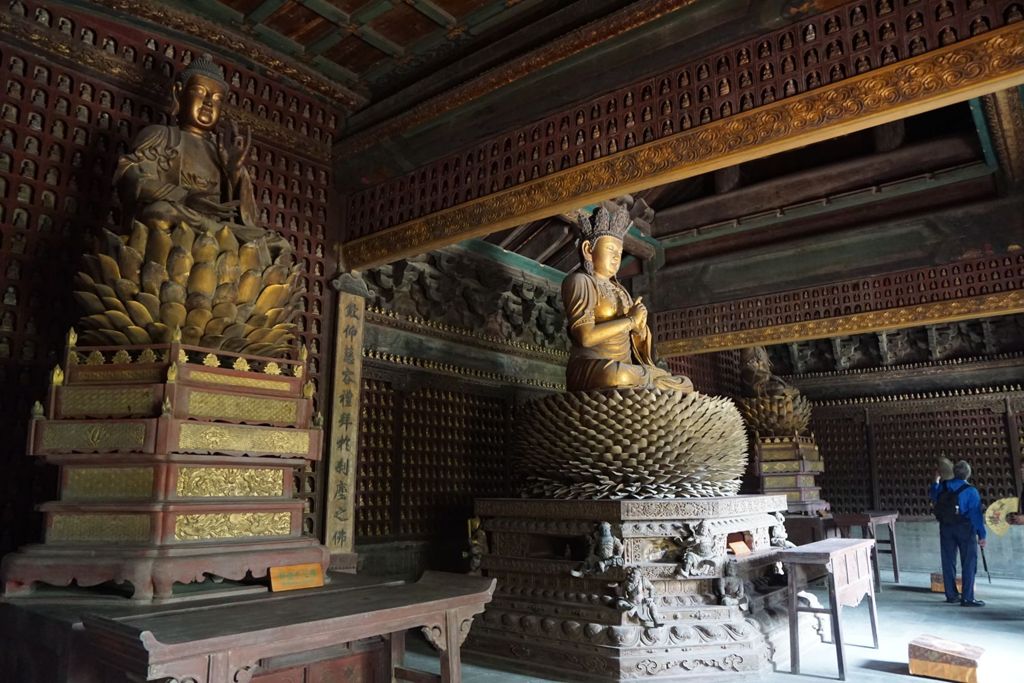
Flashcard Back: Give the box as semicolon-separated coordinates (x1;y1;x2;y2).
563;202;693;393
114;53;286;256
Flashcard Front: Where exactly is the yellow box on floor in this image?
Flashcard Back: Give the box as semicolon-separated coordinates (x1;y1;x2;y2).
909;634;984;683
930;572;962;593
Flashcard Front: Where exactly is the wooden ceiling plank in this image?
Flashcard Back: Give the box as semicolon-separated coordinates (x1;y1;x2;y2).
495;223;536;250
653;135;980;238
408;0;458;28
247;0;290;23
356;27;406;58
301;0;350;24
307;32;345;57
536;229;574;265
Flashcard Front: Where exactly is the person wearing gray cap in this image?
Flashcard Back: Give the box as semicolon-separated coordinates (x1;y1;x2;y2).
929;460;987;606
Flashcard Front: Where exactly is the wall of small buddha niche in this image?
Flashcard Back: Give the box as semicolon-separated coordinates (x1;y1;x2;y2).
343;0;1024;239
352;246;568;576
0;0;340;556
815;390;1023;517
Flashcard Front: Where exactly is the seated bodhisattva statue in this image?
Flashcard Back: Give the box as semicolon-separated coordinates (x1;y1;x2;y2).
115;53;287;257
563;202;693;393
513;200;747;499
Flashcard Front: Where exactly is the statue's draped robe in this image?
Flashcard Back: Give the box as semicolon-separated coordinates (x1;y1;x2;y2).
114;125;264;243
562;271;691;393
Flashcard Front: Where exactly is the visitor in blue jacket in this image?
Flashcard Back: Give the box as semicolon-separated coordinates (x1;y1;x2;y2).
929;460;987;607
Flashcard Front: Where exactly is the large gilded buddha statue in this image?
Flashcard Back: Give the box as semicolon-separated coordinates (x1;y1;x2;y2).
514;200;747;500
563;203;692;393
115;54;287;256
71;54;300;354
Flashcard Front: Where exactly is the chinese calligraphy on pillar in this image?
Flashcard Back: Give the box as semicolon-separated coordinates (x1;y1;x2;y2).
325;273;368;554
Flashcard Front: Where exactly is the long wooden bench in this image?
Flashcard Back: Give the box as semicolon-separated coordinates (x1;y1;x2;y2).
78;571;495;683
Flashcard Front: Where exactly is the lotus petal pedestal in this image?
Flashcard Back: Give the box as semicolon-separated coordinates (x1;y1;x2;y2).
1;339;328;601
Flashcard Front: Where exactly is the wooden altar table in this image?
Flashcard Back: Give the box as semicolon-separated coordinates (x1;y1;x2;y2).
833;510;901;590
779;538;879;681
1;571;493;683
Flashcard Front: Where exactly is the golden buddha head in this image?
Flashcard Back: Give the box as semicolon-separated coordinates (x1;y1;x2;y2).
576;202;631;277
171;54;229;133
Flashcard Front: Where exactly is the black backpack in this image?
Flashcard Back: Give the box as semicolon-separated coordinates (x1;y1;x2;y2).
934;482;971;525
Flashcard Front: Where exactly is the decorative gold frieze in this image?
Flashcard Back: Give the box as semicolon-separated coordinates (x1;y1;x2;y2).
176;423;309;455
59;387;156;418
137;348;159;364
72;366;165;383
64;467;154;500
187;391;297;424
176;467;285;498
190;370;292;393
363;348;564;390
659;290;1024;356
174;512;292;541
112;350;132;364
343;25;1024;270
49;513;150;543
39;422;148;452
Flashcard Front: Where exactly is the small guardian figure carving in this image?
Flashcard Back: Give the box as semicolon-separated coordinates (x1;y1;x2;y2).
614;568;663;627
717;560;746;607
571;521;624;577
673;520;720;577
770;512;796;549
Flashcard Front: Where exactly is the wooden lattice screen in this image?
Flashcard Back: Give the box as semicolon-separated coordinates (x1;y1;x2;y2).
815;392;1024;517
355;365;515;545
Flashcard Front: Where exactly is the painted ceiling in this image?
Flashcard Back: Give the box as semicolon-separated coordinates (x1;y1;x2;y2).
177;0;625;103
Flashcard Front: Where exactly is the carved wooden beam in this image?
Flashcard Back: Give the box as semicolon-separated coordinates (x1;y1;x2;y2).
980;87;1024;190
654;253;1024;357
342;23;1024;270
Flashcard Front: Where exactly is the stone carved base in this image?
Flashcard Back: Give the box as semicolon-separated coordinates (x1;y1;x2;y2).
1;339;329;601
466;496;789;681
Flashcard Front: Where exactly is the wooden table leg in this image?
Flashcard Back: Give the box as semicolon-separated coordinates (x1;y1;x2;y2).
888;521;901;584
389;630;407;683
867;587;880;650
788;567;800;675
866;523;881;592
827;573;847;681
439;609;462;683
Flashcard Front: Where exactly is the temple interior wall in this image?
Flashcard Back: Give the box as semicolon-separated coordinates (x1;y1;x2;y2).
353;245;568;577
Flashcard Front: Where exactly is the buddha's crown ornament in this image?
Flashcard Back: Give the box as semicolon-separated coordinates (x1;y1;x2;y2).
179;53;228;87
577;201;631;242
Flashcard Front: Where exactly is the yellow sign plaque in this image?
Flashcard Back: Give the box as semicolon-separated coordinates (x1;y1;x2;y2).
269;563;324;592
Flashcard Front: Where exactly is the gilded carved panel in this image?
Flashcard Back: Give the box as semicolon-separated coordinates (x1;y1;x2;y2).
176;467;285;498
48;513;151;543
186;391;298;424
64;467;153;500
176;423;309;456
38;422;148;452
173;511;293;541
58;387;156;417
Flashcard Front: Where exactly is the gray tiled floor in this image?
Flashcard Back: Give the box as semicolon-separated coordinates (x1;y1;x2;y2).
402;571;1023;681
